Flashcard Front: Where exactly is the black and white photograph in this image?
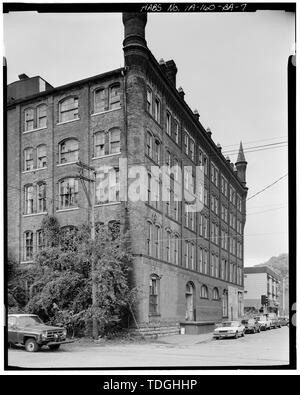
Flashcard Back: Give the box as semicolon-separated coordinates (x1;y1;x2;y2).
3;1;296;375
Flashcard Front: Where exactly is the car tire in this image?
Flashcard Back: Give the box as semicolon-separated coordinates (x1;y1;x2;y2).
25;338;39;352
49;344;61;350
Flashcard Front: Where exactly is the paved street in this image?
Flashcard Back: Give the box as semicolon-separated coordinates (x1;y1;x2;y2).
8;326;289;369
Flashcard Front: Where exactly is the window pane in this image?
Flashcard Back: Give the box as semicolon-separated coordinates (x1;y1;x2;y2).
59;97;79;122
37;145;47;168
109;85;120;109
59;139;79;163
94;131;105;157
59;178;78;209
94;89;106;113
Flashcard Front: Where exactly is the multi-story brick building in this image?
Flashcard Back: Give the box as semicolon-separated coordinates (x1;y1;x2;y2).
7;13;248;334
244;266;280;315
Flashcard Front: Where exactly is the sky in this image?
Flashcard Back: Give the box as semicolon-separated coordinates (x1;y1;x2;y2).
3;9;295;267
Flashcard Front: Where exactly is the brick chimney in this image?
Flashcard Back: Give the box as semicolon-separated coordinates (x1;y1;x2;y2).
164;60;177;87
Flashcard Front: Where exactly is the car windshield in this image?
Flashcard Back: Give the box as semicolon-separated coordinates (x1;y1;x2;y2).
17;316;44;327
221;321;239;327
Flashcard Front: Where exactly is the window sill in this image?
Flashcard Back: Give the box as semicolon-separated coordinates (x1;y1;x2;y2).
92;152;120;160
56;207;80;213
23;212;47;217
57;161;78;167
95;202;121;207
57;118;80;126
149;313;161;317
91;107;121;117
22;167;47;174
20;261;34;264
23;126;47;134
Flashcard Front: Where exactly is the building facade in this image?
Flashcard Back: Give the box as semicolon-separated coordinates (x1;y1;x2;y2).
7;13;248;333
244;266;280;315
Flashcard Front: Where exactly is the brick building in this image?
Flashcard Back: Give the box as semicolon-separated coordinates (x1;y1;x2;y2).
244;266;280;315
7;13;248;334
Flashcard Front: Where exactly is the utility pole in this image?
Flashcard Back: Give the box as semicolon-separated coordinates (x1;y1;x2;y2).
76;161;98;339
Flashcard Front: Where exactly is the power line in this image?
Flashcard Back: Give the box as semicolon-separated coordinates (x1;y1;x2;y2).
221;135;287;149
247;173;288;201
223;141;288;154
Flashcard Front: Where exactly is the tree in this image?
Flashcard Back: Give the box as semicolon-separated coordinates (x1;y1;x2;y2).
23;215;137;337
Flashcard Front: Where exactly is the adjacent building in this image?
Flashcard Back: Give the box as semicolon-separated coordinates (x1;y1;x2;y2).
7;13;248;334
244;266;280;315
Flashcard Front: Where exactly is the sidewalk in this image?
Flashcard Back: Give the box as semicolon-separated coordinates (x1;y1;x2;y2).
154;332;213;346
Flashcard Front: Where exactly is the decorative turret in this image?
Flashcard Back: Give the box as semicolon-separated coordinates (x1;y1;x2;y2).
235;141;247;186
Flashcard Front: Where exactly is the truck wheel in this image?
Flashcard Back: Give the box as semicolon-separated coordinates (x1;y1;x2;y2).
25;338;39;352
49;344;60;350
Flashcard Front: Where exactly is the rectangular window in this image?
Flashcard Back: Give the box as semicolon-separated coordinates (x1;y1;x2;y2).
109;129;121;154
166;112;171;135
147;88;152;114
154;97;161;123
37;105;47;128
147;222;152;256
25;109;34;131
149;276;159;314
154;226;161;259
146;132;152;157
174;235;179;265
174;120;179;144
94;89;106;113
24;231;33;261
153;140;160;164
37;145;47;168
25;185;34;214
109;85;120;110
37;183;46;213
59;178;78;209
24;148;34;171
94;131;105;157
166;231;171;262
185;241;189;268
184;132;189;155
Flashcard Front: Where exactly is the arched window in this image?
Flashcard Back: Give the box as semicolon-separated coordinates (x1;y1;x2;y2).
24;184;34;214
24;147;34;171
59;97;79;123
185;281;195;321
154;224;161;259
24;231;33;261
173;233;179;265
165;229;171;262
37;144;47;168
94;131;105;157
59;178;78;209
24;108;34;131
109;128;121;154
59;138;79;164
37;104;47;128
109;84;120;110
37;182;47;213
200;284;208;299
94;88;106;113
149;274;159;315
37;229;45;251
146;221;152;256
212;287;219;300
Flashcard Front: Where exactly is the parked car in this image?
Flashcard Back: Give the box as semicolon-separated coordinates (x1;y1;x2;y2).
278;316;289;326
241;318;261;334
255;315;271;330
268;314;281;329
213;321;245;340
8;314;73;352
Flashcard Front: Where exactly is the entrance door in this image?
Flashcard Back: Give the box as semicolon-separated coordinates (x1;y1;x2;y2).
185;282;195;321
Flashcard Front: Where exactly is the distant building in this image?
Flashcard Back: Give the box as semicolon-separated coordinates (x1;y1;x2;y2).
244;266;280;315
7;13;248;334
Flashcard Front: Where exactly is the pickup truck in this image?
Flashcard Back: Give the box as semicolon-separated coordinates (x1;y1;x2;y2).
8;314;73;352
